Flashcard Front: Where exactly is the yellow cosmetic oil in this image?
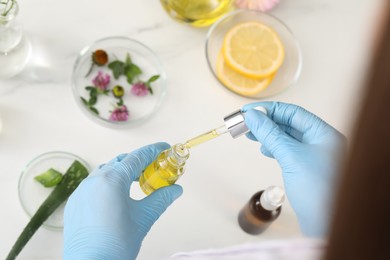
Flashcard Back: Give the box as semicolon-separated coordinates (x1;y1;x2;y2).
139;109;249;195
139;144;190;195
139;126;227;195
160;0;234;27
184;125;227;148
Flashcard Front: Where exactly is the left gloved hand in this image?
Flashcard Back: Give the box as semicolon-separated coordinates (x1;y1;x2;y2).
242;102;347;237
63;142;183;260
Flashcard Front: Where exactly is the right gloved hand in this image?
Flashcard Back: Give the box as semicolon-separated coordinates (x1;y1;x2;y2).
242;102;347;237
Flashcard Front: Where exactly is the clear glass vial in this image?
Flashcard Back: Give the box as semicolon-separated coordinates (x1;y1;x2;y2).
0;0;31;79
139;144;190;195
238;186;285;235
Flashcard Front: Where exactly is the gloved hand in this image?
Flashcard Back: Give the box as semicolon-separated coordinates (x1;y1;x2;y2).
242;102;346;237
63;142;182;260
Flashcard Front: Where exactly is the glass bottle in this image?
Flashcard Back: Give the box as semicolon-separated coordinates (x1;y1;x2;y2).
139;144;190;195
0;0;31;79
138;109;253;195
160;0;234;27
238;186;285;235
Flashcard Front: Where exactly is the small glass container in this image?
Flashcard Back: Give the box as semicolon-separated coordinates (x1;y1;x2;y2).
238;186;285;235
72;36;167;129
18;151;91;230
206;9;302;98
160;0;234;27
0;0;31;79
139;144;190;195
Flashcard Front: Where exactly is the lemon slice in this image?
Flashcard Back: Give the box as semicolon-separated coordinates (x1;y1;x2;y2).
223;21;284;78
217;51;274;96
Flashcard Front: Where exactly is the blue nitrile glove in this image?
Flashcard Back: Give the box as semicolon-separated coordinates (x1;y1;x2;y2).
242;102;346;237
63;142;182;260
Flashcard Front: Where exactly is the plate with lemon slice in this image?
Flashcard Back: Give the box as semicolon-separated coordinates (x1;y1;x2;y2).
206;10;302;98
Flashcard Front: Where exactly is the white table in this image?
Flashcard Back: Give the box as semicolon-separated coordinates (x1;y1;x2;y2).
0;0;382;259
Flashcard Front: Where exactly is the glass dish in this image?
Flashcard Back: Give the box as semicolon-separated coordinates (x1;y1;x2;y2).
18;151;91;230
72;36;167;128
205;9;302;98
160;0;234;27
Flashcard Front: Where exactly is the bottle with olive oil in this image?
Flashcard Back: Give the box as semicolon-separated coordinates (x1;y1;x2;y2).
139;109;250;194
160;0;234;27
139;144;190;195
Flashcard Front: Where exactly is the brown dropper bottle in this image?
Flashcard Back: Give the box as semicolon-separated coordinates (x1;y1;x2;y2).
238;186;285;235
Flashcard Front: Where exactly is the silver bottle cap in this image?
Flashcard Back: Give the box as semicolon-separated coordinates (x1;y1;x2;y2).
223;109;249;138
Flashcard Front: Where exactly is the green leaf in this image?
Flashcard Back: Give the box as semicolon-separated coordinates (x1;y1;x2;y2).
126;73;134;84
90;88;98;98
2;0;16;17
88;95;97;106
148;75;160;83
80;97;88;105
108;61;125;79
85;86;95;91
125;64;142;84
117;98;124;106
6;160;89;260
125;53;132;66
89;107;99;115
131;63;142;75
146;82;154;95
34;168;63;188
145;75;159;94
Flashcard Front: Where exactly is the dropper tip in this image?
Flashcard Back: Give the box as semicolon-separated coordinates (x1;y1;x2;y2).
216;125;228;135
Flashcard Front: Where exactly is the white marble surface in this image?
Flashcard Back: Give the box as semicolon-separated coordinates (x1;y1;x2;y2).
0;0;383;259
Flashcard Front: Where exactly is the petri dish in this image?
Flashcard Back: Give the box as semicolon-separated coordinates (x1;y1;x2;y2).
205;9;302;99
18;151;91;230
72;36;167;128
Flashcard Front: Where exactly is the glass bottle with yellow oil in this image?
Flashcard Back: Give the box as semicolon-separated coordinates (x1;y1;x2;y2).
139;109;264;194
139;144;190;195
160;0;234;27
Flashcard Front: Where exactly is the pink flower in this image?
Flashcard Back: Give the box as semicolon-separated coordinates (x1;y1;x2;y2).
109;105;129;122
92;71;110;91
235;0;280;12
131;82;149;96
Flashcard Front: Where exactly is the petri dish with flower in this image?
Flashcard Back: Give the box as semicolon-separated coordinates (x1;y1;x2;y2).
72;36;167;128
